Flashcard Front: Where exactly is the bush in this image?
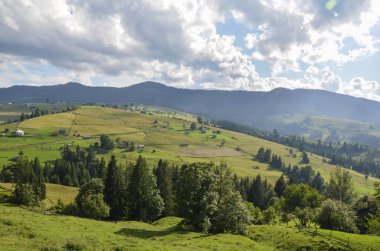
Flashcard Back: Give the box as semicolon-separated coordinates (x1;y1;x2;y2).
283;183;322;212
79;194;109;219
262;206;278;224
13;183;38;206
367;217;380;235
64;241;86;251
213;191;252;234
75;178;109;219
317;199;358;233
245;202;263;224
53;200;79;216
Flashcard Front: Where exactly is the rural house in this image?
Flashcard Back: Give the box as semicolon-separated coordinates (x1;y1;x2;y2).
15;129;24;136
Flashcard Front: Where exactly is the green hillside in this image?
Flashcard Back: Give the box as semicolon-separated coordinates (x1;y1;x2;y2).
0;202;379;251
278;114;380;147
0;106;377;195
0;103;74;123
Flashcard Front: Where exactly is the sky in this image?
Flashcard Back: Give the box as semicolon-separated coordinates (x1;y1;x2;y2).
0;0;380;101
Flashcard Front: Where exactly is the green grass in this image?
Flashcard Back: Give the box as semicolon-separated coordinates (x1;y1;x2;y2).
0;203;261;251
247;224;380;251
0;103;78;122
0;183;78;206
0;106;378;196
0;203;378;251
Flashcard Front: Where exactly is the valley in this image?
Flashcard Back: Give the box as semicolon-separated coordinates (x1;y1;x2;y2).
0;105;376;194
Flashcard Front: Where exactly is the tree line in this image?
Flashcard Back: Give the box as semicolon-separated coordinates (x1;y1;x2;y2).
215;120;380;178
1;106;75;126
57;156;252;234
4;150;379;235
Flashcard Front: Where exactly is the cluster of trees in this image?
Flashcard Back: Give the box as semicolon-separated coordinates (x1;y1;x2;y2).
19;107;50;121
255;147;272;163
283;165;325;193
60;156;251;234
255;147;310;170
115;138;136;152
255;147;283;169
2;152;46;206
4;149;380;235
215;120;380;178
238;175;275;210
1;145;106;187
2;106;75;125
237;168;379;234
2;134;143;188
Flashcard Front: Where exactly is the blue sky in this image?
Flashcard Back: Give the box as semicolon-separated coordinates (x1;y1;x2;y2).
0;0;379;100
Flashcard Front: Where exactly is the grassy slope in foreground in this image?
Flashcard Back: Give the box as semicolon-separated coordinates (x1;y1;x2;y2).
0;203;379;251
0;106;377;195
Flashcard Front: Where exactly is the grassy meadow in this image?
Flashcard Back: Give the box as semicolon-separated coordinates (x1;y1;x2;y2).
0;105;377;195
0;103;75;123
0;105;379;250
0;202;379;251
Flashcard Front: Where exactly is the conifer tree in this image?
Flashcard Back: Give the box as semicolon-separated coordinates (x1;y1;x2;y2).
251;175;265;209
274;175;286;197
104;155;127;220
31;157;46;201
153;159;175;216
302;151;310;164
97;157;107;181
128;156;163;222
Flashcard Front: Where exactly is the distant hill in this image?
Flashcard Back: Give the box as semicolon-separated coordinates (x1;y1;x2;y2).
2;81;380;130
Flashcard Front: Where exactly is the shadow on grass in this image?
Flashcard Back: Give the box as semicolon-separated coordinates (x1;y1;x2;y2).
115;228;176;239
115;223;190;239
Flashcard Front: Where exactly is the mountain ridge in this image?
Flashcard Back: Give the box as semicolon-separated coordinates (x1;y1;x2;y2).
2;81;380;129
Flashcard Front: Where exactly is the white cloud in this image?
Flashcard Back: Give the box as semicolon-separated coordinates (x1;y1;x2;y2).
320;71;342;92
0;0;379;101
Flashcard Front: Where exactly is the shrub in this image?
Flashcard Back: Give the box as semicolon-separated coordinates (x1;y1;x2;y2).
262;206;278;224
367;217;380;235
13;183;38;206
317;199;358;233
76;178;109;219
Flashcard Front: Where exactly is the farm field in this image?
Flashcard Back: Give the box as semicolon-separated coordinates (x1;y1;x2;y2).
0;202;379;251
0;105;377;195
0;103;76;122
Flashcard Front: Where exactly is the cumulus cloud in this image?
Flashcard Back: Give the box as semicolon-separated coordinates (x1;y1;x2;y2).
320;71;342;92
343;77;380;99
0;0;379;101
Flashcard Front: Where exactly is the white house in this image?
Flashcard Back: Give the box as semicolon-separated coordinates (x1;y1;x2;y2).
15;129;24;136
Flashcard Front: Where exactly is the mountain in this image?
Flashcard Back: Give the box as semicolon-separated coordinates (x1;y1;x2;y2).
2;81;380;130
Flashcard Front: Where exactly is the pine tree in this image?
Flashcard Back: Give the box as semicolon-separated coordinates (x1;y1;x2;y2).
97;157;107;181
256;147;265;162
251;175;265;209
302;151;310;164
128;156;163;222
312;172;325;192
263;149;272;163
274;175;286;197
104;155;127;220
153;159;175;216
31;157;46;201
